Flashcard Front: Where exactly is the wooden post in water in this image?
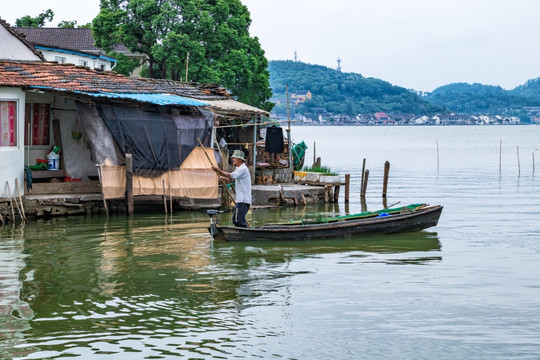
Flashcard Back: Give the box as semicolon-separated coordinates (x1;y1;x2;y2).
436;139;439;170
162;179;168;214
533;152;536;174
382;161;390;198
126;153;134;216
360;196;367;213
313;142;316;166
517;146;521;175
344;174;350;203
333;185;340;203
499;139;502;172
361;169;369;198
360;158;366;196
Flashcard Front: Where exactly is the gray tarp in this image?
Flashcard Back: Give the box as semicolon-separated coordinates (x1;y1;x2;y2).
76;102;124;165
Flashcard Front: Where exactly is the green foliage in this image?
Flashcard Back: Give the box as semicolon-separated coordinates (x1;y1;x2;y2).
108;52;140;77
426;82;540;114
58;20;77;28
15;9;54;27
269;60;443;116
512;78;540;100
92;0;273;110
302;165;337;175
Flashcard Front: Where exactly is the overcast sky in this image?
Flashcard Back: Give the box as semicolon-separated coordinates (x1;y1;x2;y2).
3;0;540;92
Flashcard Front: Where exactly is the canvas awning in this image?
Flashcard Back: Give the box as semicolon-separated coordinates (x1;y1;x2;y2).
200;99;269;116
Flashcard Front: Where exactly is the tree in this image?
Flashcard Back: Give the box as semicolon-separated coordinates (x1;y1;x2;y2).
93;0;273;111
15;9;54;27
58;20;77;28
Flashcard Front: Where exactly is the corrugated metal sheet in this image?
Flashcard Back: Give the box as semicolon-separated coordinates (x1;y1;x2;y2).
30;86;208;106
80;92;208;106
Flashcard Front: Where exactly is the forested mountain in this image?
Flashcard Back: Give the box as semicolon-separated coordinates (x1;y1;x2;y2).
268;60;443;116
512;78;540;100
425;82;540;114
269;60;540;117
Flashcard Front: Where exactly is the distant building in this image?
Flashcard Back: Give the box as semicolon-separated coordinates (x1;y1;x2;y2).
374;112;395;125
13;27;146;75
291;90;312;105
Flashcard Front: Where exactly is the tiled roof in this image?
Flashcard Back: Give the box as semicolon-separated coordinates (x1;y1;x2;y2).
0;60;227;100
0;19;46;61
14;27;129;54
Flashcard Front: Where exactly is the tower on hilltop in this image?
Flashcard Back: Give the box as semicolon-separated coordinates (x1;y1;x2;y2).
337;57;342;72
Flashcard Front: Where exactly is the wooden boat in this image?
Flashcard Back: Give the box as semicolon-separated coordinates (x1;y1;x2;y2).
207;203;443;242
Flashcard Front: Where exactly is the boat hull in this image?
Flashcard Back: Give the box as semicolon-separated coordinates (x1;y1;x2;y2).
210;205;443;242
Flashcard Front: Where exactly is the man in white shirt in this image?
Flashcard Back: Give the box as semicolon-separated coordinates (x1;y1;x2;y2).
212;149;252;227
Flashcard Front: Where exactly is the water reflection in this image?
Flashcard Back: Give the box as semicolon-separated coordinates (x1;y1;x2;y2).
0;225;34;360
213;231;442;267
0;212;442;359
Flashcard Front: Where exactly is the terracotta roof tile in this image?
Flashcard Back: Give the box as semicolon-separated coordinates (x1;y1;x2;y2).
0;60;228;100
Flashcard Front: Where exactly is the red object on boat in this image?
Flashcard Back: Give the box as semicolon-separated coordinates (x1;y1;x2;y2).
64;176;81;182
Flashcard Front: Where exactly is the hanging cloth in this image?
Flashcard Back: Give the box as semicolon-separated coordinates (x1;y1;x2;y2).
265;125;284;154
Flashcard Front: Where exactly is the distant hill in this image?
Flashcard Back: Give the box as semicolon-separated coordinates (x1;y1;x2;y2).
425;82;540;114
268;60;443;117
511;77;540;100
269;60;540;118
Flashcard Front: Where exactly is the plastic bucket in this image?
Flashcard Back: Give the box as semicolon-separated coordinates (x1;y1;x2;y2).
47;153;60;170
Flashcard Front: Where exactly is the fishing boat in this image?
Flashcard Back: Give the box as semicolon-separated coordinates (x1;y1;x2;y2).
207;203;443;242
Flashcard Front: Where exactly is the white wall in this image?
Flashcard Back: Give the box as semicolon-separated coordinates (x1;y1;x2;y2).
39;49;114;71
0;26;42;61
25;93;98;181
0;88;25;199
53;97;98;180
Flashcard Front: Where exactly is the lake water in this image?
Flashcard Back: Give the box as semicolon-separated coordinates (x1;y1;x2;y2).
1;125;539;359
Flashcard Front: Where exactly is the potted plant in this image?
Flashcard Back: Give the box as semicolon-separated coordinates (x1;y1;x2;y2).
301;166;341;183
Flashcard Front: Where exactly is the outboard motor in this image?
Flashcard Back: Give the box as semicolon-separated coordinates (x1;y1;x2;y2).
207;209;229;236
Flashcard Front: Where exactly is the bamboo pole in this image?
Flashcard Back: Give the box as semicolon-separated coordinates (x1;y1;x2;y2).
168;171;173;213
214;119;300;129
6;181;19;221
185;51;190;82
15;178;26;221
96;165;109;218
197;139;236;206
197;138;250;227
286;84;292;172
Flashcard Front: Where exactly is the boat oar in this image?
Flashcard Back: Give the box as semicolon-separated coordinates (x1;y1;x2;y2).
196;138;251;228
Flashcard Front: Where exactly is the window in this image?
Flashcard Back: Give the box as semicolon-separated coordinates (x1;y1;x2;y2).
24;103;50;146
0;101;17;147
55;56;66;64
79;60;88;67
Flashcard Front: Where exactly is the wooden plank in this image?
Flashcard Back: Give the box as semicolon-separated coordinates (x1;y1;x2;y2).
52;119;65;170
27;181;101;195
32;170;64;179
